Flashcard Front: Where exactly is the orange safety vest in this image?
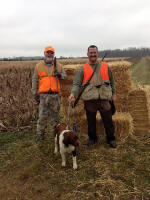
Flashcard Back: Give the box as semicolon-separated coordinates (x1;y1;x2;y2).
83;62;109;83
36;61;62;93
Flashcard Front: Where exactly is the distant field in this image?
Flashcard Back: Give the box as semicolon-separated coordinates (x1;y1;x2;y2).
129;56;150;85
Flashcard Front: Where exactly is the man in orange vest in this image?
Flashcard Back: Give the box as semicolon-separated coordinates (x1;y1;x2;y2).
68;45;117;148
32;46;67;144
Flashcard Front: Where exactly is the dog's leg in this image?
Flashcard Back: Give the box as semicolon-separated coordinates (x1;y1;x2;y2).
60;150;66;167
54;136;58;154
72;150;77;170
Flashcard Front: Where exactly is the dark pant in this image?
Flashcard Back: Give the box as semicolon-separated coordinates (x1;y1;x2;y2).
84;99;115;143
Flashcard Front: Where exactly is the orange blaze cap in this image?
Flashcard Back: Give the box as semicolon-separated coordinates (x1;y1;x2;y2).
44;46;55;53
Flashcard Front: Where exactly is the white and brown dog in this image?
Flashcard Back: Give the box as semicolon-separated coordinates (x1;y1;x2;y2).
54;123;80;170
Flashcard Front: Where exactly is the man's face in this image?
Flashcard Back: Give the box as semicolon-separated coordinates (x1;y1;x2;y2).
44;51;55;64
87;47;98;64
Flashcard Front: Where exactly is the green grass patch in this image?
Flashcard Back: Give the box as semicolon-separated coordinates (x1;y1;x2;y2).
0;129;33;148
131;57;150;85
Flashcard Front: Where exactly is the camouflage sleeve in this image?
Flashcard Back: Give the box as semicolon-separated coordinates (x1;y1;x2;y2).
71;66;84;96
108;66;116;94
32;66;39;96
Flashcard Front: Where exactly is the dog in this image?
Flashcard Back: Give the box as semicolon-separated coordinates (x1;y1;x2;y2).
54;123;80;170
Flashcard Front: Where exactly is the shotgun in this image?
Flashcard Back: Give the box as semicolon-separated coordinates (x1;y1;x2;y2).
54;56;58;92
54;56;57;75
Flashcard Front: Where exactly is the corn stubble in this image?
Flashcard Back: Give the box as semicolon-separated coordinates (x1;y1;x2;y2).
0;61;38;130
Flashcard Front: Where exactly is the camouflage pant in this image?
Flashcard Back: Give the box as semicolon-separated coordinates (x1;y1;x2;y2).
36;93;61;136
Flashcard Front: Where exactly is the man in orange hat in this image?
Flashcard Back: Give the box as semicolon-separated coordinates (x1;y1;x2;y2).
32;46;67;144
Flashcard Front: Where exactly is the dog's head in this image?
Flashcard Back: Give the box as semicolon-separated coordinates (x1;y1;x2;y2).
63;131;80;147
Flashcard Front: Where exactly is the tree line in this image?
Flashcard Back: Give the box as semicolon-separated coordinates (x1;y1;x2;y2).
0;47;150;61
98;47;150;58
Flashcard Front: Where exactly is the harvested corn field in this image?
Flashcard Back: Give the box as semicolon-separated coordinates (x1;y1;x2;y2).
0;61;37;130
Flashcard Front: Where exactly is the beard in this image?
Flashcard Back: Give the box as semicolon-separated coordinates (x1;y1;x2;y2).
45;57;53;64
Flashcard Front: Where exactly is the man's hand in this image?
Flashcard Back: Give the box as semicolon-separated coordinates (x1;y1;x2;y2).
111;94;116;102
54;72;61;78
68;94;75;103
34;94;40;104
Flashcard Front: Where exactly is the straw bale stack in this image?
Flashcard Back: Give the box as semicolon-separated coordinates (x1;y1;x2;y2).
62;62;133;114
60;64;80;101
109;61;133;112
61;62;134;140
80;112;134;141
60;65;84;128
61;64;81;83
127;86;150;134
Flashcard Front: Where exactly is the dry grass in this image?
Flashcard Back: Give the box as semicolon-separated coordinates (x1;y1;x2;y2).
0;125;150;200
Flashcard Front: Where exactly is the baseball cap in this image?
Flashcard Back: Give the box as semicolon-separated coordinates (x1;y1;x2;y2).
44;46;55;53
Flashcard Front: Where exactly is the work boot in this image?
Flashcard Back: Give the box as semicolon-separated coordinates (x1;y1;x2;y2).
41;134;45;140
87;140;97;147
109;140;117;148
35;134;45;144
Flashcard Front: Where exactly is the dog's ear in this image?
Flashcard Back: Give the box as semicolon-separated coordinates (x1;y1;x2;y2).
61;123;67;130
57;123;67;132
70;133;79;147
63;132;71;147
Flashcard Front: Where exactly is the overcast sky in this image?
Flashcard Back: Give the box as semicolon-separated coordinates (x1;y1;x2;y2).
1;0;150;57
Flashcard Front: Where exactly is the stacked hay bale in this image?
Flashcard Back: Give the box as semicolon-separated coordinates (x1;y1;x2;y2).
62;61;133;112
80;112;134;141
128;86;150;134
60;65;84;129
61;61;134;141
109;61;133;112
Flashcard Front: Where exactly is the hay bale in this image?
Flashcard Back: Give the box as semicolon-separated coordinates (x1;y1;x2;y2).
61;62;134;137
61;64;84;128
109;61;133;112
62;62;133;114
128;86;150;134
79;112;134;141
